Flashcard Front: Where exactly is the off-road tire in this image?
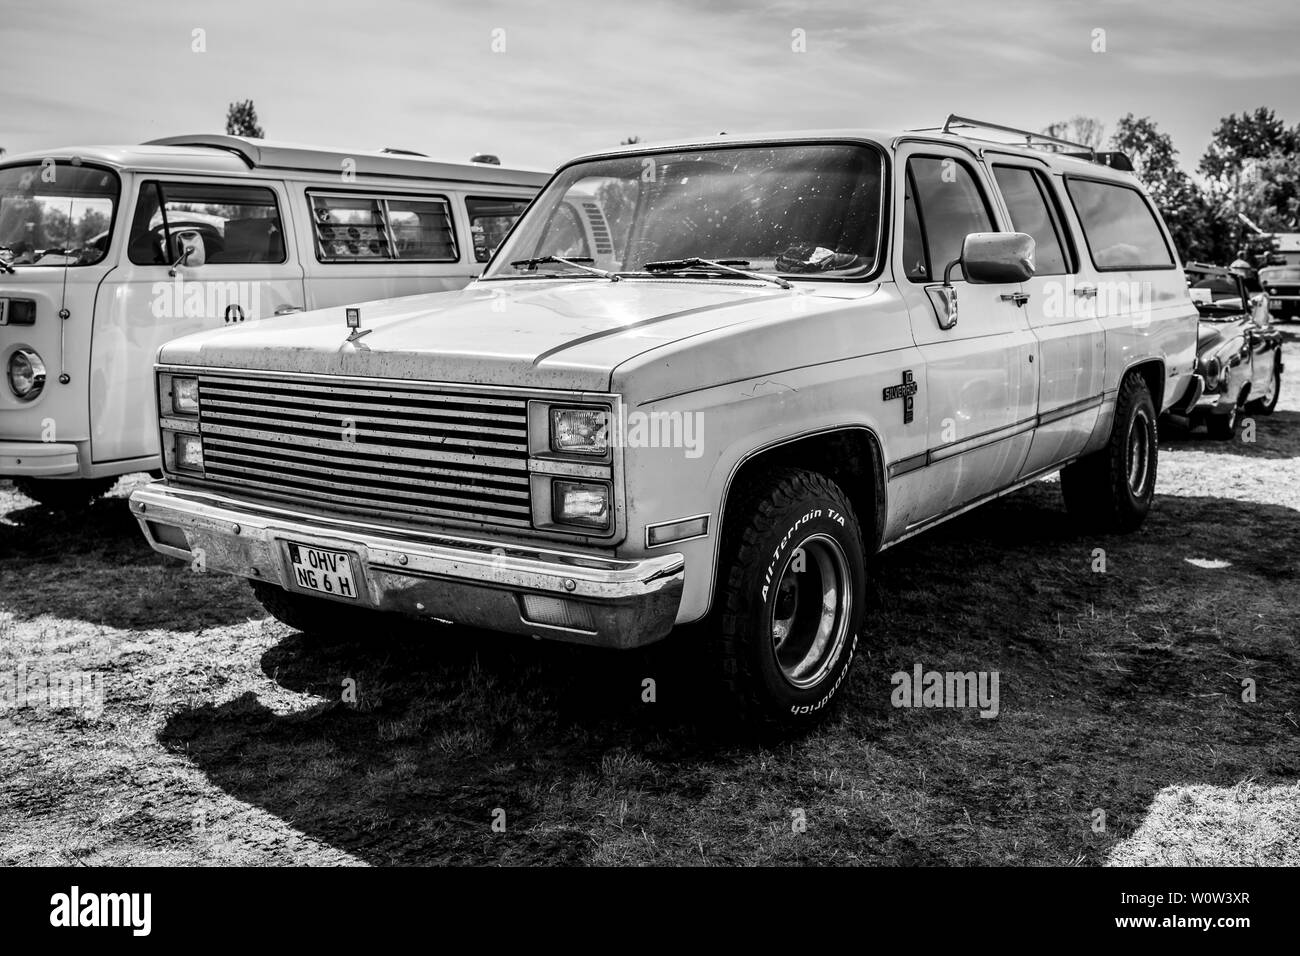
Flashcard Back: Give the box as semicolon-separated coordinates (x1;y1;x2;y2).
14;477;117;510
1061;373;1158;533
707;468;866;728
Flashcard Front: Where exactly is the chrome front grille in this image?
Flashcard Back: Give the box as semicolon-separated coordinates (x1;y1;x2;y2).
196;374;532;528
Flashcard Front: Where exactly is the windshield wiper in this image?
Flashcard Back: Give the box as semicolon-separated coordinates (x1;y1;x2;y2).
509;255;620;281
642;257;791;289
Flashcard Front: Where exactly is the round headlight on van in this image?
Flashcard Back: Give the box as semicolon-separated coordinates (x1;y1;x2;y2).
7;348;46;400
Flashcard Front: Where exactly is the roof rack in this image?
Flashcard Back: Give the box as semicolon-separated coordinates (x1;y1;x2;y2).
915;115;1134;172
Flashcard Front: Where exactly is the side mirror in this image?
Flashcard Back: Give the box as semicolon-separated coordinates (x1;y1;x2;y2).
928;232;1036;331
168;230;205;276
953;232;1036;285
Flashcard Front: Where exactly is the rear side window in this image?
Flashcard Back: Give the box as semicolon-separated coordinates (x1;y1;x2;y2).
310;192;458;262
466;196;530;263
992;166;1071;276
128;181;284;265
902;156;995;282
1065;178;1173;271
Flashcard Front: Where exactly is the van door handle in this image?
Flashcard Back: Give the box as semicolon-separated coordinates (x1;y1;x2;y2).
274;305;304;315
1000;292;1030;307
1074;285;1098;299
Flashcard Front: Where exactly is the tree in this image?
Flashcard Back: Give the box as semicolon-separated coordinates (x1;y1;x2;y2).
620;136;641;145
1041;116;1104;150
226;100;264;139
1199;107;1299;181
1236;154;1300;232
1110;114;1233;263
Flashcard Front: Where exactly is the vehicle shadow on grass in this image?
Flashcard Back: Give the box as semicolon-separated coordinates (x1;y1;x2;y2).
0;488;262;630
1162;409;1300;459
158;483;1300;865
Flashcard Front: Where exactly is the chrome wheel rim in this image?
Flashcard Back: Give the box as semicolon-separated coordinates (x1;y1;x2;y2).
769;534;852;689
1126;408;1152;496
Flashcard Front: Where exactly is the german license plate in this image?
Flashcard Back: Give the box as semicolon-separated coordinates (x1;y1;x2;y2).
285;542;361;601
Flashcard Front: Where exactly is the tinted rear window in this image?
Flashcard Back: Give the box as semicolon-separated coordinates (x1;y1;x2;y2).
1065;178;1173;271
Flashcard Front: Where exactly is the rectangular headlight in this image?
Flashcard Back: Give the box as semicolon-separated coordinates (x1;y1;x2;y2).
552;479;610;530
172;376;200;416
550;406;609;456
174;431;204;472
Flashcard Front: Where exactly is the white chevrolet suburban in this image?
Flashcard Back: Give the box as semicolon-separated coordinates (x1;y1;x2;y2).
130;117;1198;727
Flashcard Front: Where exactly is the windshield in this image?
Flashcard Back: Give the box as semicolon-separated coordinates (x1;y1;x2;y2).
484;143;884;280
0;162;120;267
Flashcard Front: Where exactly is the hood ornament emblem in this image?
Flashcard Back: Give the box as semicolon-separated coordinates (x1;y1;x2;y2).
345;307;371;343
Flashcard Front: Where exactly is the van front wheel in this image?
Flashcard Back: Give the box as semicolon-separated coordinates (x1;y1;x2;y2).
709;468;866;728
1061;373;1158;533
14;477;117;510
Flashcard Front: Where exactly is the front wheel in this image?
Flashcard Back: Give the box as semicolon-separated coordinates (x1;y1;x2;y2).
14;477;117;510
1207;400;1241;440
1061;373;1158;533
708;468;866;728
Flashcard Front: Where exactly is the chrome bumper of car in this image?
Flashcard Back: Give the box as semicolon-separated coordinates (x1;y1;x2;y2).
129;481;684;649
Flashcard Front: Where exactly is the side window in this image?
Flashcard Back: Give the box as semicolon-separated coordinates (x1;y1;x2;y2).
466;196;531;263
903;157;994;282
992;166;1071;276
128;181;284;265
309;192;458;262
1065;178;1174;270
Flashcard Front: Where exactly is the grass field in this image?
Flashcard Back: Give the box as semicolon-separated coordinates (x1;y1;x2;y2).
2;331;1297;866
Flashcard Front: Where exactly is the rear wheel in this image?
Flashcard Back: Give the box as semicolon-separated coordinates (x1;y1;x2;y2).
707;468;866;728
14;477;117;509
1061;373;1158;533
250;579;387;638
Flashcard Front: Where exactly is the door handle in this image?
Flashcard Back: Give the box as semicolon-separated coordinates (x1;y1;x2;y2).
1074;285;1098;299
1000;292;1031;307
274;305;304;315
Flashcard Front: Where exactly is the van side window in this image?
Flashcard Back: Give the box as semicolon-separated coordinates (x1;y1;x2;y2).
310;193;457;262
1064;178;1174;270
466;197;531;262
903;157;995;282
992;166;1071;276
127;182;285;265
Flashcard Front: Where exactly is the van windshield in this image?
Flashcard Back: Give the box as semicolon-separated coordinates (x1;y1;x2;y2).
0;162;119;267
483;143;884;280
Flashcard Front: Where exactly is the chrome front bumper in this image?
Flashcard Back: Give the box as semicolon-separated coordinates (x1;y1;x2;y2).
129;481;685;649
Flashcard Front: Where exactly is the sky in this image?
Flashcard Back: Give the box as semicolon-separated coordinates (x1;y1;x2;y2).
4;0;1299;173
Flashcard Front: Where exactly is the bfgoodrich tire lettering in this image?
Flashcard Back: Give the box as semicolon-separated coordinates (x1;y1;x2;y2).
709;468;866;726
1061;373;1158;533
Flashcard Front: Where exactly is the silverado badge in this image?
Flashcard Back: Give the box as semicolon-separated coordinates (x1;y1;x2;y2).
883;370;918;424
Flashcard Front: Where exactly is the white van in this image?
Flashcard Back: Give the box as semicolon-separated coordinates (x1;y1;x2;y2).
0;135;546;507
